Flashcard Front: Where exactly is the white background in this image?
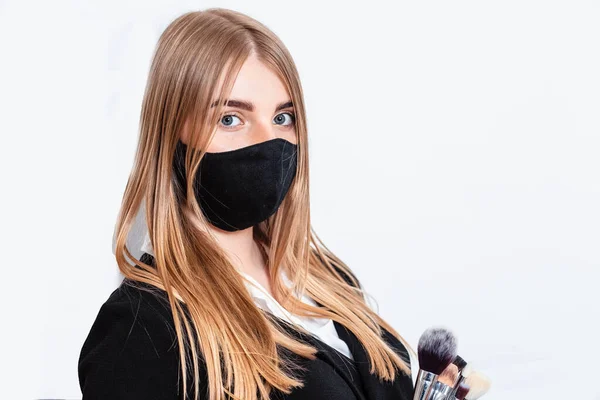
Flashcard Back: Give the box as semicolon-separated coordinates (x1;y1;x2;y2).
1;1;599;399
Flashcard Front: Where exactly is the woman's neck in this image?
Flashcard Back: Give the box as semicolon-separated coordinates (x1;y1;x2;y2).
207;225;273;296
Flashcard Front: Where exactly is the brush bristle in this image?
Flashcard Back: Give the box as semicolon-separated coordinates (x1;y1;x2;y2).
438;363;458;386
417;327;458;375
455;382;470;400
465;371;491;400
453;355;468;371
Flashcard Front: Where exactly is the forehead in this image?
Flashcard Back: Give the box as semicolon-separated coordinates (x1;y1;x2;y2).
221;55;290;108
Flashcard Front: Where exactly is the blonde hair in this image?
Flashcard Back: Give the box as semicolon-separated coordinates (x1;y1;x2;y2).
112;8;412;400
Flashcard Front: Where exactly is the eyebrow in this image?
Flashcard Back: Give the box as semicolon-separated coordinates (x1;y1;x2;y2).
210;99;293;112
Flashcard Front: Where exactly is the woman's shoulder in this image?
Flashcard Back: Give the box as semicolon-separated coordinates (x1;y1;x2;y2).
83;278;178;343
78;278;183;399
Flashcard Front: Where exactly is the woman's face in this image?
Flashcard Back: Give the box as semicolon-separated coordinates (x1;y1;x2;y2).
182;54;298;152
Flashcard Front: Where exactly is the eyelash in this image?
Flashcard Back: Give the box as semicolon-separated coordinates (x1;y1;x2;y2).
219;111;296;129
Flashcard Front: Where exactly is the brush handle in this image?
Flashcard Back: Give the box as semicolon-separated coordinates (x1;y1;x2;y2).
413;370;439;400
446;375;465;399
428;381;453;400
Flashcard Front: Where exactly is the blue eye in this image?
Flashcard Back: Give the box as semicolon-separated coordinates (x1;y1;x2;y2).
274;112;295;126
220;114;242;127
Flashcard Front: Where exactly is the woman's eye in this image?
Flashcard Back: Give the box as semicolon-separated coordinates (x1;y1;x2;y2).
273;112;295;126
220;114;242;128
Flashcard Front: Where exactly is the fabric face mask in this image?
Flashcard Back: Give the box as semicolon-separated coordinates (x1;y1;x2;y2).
173;137;298;231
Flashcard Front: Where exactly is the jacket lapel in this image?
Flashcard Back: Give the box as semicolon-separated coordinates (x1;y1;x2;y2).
268;314;369;400
334;321;414;400
272;314;412;400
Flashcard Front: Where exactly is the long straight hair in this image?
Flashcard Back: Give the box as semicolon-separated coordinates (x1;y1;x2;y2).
112;8;412;400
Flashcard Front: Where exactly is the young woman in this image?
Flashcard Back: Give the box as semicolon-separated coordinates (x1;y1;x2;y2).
78;8;415;400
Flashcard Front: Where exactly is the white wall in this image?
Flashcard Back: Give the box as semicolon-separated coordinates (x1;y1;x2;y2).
1;1;598;399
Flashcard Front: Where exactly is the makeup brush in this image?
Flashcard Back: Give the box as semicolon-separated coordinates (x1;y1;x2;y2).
447;355;469;398
438;363;459;386
455;382;470;400
427;363;458;400
464;370;491;400
452;355;468;374
413;327;457;400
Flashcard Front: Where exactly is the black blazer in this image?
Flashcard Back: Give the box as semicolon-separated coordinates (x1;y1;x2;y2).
78;253;414;400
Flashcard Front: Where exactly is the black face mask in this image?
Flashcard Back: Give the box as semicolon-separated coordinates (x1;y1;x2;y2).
173;138;298;231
